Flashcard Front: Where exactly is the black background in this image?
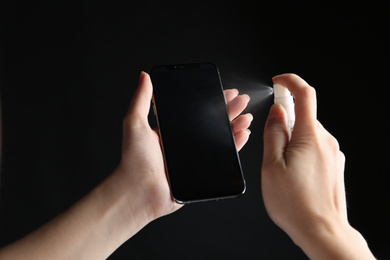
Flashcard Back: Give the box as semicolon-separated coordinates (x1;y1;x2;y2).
0;1;388;259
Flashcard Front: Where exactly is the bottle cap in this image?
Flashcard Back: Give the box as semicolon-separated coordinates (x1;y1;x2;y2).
273;83;292;99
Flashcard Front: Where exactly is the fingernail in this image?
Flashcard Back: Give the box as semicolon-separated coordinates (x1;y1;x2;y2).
242;94;250;102
268;104;284;119
246;113;254;121
139;71;150;84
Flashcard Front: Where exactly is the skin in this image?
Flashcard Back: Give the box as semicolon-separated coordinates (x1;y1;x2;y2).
0;72;375;259
262;73;375;260
0;72;252;259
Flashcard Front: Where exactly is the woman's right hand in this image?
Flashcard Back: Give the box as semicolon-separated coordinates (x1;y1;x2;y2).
261;73;375;260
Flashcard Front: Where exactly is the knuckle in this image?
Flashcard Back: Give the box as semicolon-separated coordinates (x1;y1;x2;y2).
339;151;346;162
326;134;340;152
331;137;340;151
298;85;316;99
316;122;341;153
123;112;149;131
282;73;300;81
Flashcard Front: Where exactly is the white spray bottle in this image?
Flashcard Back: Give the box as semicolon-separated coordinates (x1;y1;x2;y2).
273;83;295;140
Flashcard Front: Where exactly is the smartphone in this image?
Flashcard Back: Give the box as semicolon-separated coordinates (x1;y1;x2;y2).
150;63;246;203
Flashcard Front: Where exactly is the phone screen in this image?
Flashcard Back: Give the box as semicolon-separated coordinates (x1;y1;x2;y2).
150;63;246;203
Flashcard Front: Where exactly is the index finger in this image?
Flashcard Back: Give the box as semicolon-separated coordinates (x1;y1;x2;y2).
272;73;317;133
224;89;239;103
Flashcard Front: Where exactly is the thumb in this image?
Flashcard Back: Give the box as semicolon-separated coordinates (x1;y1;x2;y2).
263;104;289;165
125;71;153;127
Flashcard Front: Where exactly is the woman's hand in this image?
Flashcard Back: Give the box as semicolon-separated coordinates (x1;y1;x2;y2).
116;72;252;220
261;73;375;260
0;71;253;260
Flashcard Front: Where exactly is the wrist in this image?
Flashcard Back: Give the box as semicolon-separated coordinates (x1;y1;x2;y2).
294;217;375;260
0;168;157;260
92;169;155;245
